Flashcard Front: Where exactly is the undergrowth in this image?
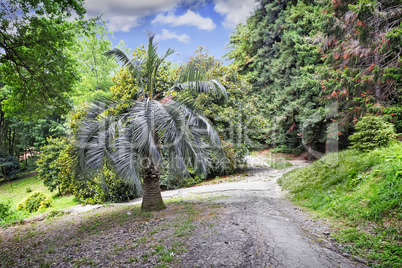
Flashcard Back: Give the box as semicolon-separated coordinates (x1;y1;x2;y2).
0;175;77;226
279;142;402;267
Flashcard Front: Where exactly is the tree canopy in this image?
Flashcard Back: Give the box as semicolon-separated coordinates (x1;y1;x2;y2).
227;0;402;155
0;0;93;119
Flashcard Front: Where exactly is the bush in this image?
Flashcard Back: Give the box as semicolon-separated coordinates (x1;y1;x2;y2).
382;105;402;133
17;192;53;212
0;202;11;221
0;152;21;181
349;115;396;151
159;141;243;190
73;164;138;204
160;169;204;190
37;137;138;204
36;137;68;194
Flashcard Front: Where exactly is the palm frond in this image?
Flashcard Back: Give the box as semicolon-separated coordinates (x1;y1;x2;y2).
153;47;175;87
112;135;142;195
182;104;227;172
156;101;196;178
172;67;227;97
157;99;227;177
104;48;143;86
76;115;114;176
123;99;164;166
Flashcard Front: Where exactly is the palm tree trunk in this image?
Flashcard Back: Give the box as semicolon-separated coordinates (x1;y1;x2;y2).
141;161;166;211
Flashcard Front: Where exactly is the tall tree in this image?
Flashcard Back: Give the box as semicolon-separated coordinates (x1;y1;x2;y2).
76;34;227;211
317;0;402;144
227;0;401;154
69;24;120;106
0;0;93;119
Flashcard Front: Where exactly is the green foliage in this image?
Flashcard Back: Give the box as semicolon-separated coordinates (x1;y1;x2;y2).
74;34;227;212
0;152;21;181
382;105;402;133
36;137;68;193
73;164;137;204
160;167;204;190
109;44;172;104
0;111;66;163
173;47;267;164
36;137;137;204
0;201;11;221
227;0;329;154
333;226;402;267
0;0;94;119
152;48;267;190
69;24;119;106
280;143;402;221
17;191;53;212
349;115;396;151
0;175;78;226
68;105;139;204
279;143;402;265
227;0;402;153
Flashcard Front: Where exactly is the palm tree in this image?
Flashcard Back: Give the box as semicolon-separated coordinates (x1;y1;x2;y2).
75;33;227;211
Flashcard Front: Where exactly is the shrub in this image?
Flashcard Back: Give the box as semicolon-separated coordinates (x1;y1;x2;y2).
159;141;243;190
382;105;402;133
0;152;21;181
37;137;138;204
349;115;396;151
160;169;204;190
73;164;138;204
0;202;11;221
17;192;53;212
36;137;68;194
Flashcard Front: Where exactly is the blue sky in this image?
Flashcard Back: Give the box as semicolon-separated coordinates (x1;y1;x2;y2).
84;0;258;64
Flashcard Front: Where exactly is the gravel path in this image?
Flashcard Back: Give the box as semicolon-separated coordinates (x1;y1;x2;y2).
175;156;367;268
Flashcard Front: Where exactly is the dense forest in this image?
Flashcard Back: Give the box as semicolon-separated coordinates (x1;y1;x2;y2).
227;0;402;155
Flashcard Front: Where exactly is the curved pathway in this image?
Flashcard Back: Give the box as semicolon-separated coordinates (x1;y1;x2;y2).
175;156;367;267
66;155;367;267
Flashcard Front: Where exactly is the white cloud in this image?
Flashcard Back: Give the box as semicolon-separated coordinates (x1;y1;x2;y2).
155;29;191;43
84;0;201;32
214;0;258;29
152;9;216;31
83;0;256;32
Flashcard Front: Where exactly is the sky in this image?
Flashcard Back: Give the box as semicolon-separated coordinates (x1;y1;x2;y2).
83;0;259;64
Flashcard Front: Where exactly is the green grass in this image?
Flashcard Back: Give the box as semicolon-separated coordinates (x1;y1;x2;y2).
0;175;78;226
279;142;402;267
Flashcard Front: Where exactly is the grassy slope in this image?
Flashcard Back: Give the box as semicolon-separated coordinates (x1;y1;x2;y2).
0;176;78;225
279;142;402;267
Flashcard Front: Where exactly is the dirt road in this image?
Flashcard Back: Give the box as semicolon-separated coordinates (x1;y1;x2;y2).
176;157;367;267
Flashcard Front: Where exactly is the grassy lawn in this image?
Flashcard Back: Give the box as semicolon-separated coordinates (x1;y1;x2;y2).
0;176;78;226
